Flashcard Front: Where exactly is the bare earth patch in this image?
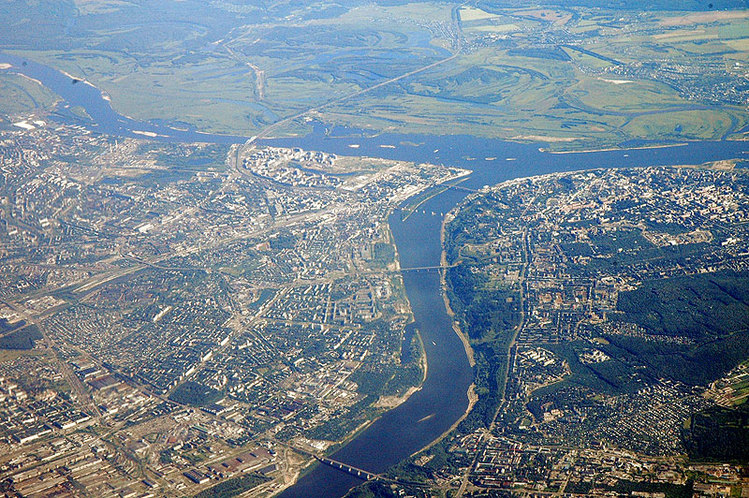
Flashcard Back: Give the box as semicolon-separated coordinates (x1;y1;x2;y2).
659;10;749;27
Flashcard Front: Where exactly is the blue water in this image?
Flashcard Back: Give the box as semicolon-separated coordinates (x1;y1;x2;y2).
0;52;248;144
4;51;748;498
271;128;749;498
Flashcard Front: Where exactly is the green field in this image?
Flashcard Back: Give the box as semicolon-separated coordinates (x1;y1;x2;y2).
0;1;747;148
686;402;749;461
194;474;271;498
0;324;43;350
0;72;59;118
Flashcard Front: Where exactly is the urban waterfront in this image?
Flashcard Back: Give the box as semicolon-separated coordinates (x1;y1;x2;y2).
3;50;749;497
269;128;748;497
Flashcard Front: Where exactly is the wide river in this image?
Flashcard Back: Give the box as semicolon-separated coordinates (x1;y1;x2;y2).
3;52;748;498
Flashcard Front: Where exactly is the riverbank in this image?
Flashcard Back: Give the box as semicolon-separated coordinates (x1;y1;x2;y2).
440;212;475;369
373;320;429;411
400;173;471;221
540;141;689;154
413;382;478;458
401;207;480;456
6;50;749;498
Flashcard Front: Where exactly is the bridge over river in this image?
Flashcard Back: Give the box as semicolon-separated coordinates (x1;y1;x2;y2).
6;50;747;498
284;443;427;488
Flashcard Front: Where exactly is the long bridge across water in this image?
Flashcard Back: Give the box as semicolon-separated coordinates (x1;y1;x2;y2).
314;456;380;481
283;443;427;487
313;456;428;488
399;263;458;273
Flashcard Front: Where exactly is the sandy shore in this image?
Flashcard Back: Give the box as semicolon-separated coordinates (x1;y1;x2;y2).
404;209;479;457
540;142;689;154
440;213;475;368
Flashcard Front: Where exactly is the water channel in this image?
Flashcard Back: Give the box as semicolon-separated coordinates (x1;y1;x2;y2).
2;51;748;497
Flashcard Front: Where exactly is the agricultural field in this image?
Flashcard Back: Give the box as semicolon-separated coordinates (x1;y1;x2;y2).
0;0;748;148
0;71;59;117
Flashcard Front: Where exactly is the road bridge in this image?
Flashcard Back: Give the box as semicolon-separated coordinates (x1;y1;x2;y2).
280;442;429;488
314;456;380;481
399;264;459;273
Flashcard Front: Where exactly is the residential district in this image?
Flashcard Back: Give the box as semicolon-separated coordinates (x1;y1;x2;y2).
1;116;749;497
0;116;468;497
379;166;749;497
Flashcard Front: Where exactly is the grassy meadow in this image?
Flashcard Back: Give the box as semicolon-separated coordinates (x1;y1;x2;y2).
0;1;747;148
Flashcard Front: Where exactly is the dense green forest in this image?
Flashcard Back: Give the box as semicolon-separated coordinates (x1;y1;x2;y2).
609;270;749;386
0;325;42;350
686;403;749;461
194;473;270;498
168;381;222;407
615;271;749;340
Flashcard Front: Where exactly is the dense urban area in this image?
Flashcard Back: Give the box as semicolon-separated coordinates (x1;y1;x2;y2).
382;166;749;497
0;119;470;496
1;0;749;496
